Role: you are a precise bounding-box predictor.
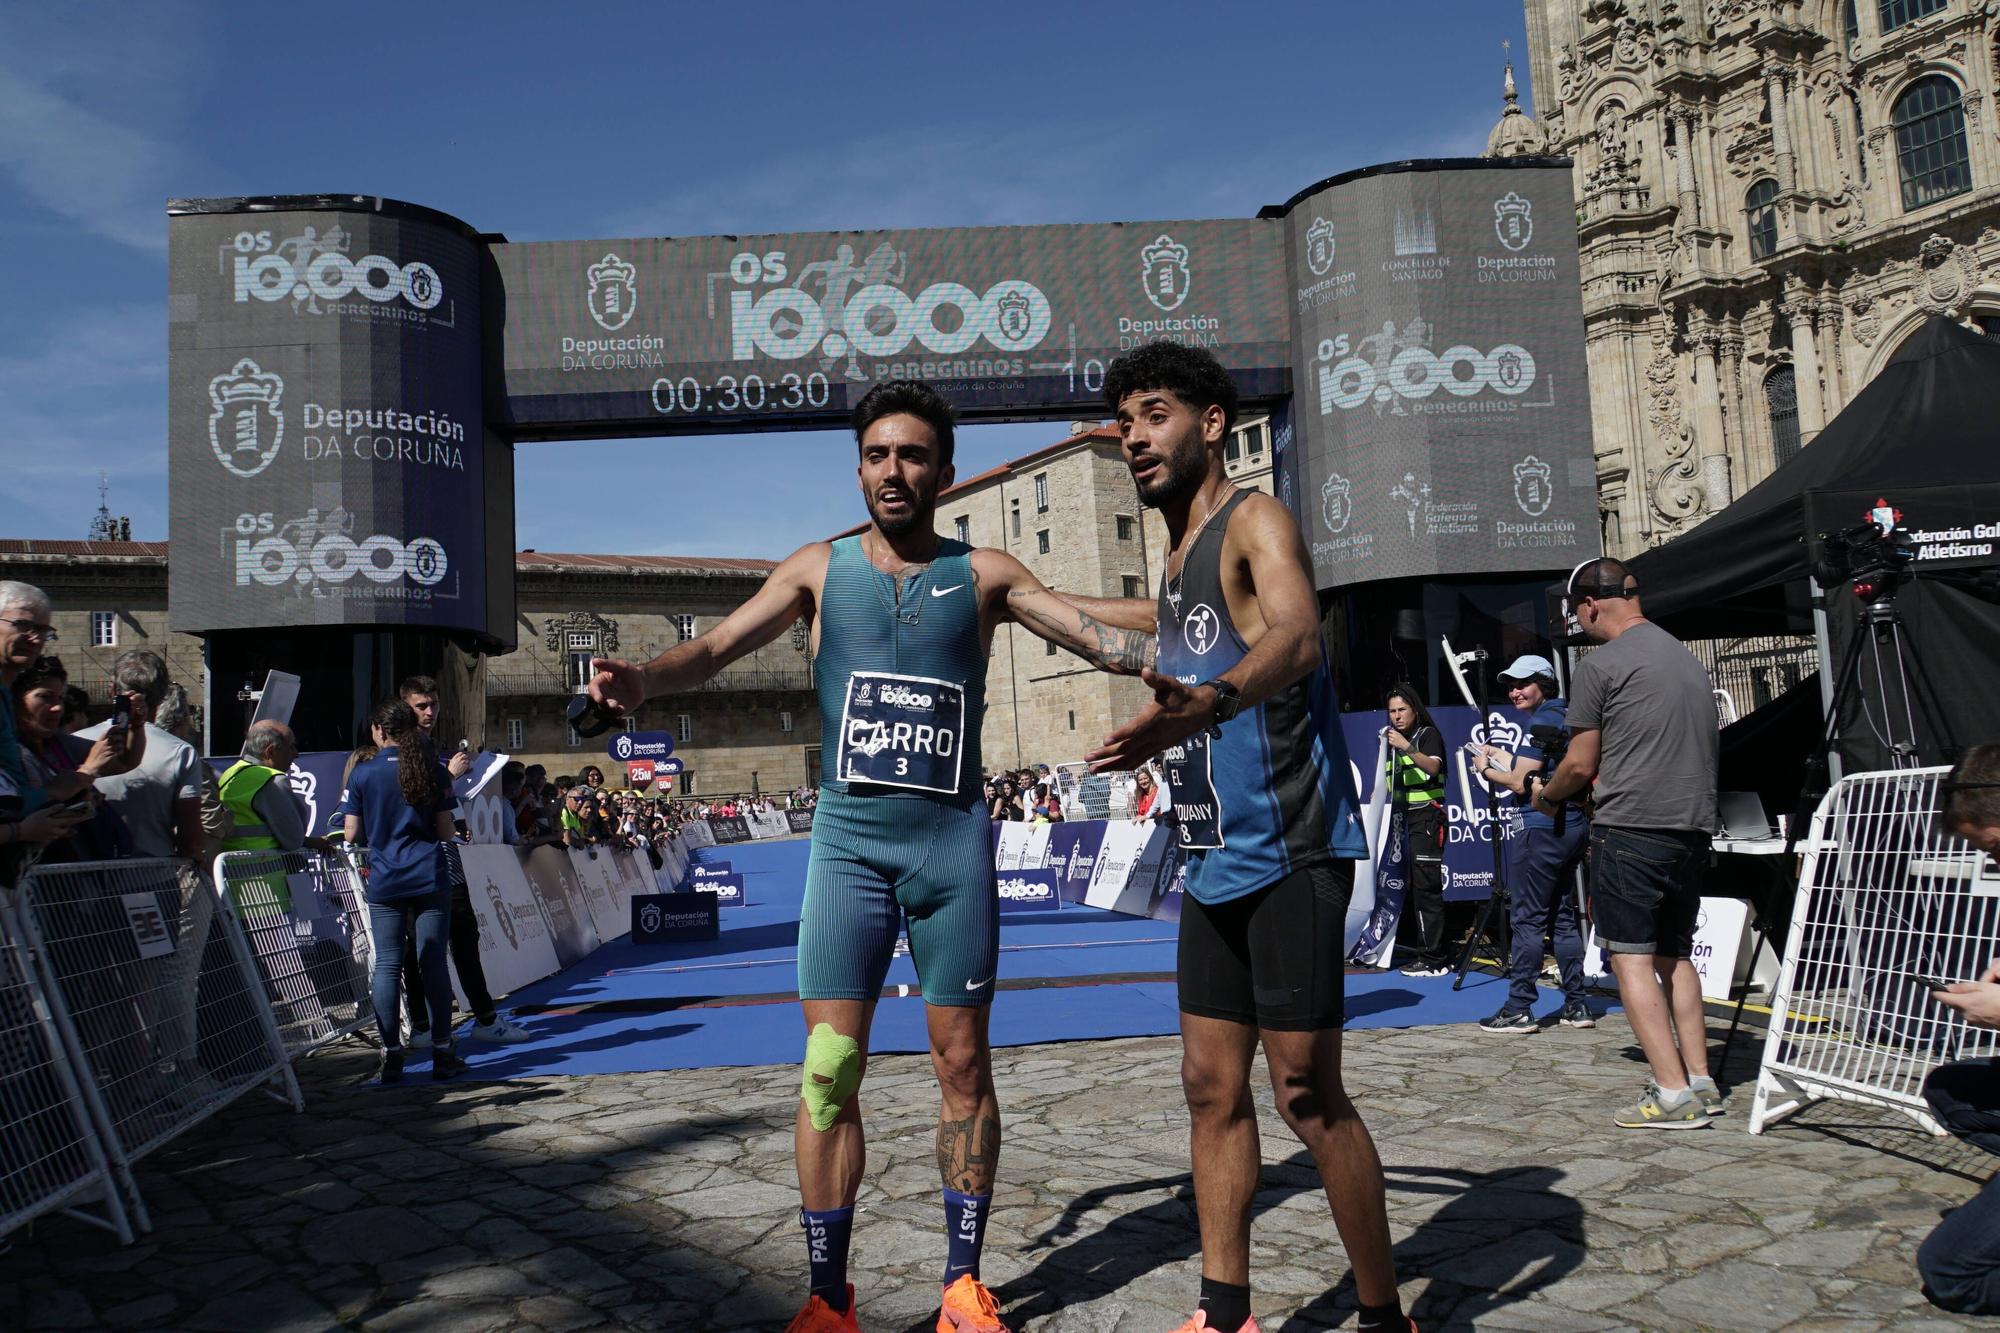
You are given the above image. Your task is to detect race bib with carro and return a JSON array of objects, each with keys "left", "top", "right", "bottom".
[
  {"left": 1160, "top": 730, "right": 1224, "bottom": 850},
  {"left": 837, "top": 670, "right": 966, "bottom": 794}
]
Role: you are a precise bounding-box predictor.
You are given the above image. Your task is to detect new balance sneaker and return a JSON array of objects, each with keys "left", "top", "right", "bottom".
[
  {"left": 1400, "top": 962, "right": 1450, "bottom": 978},
  {"left": 401, "top": 1024, "right": 434, "bottom": 1051},
  {"left": 1688, "top": 1074, "right": 1727, "bottom": 1116},
  {"left": 938, "top": 1274, "right": 1008, "bottom": 1332},
  {"left": 430, "top": 1046, "right": 469, "bottom": 1081},
  {"left": 1557, "top": 1001, "right": 1597, "bottom": 1029},
  {"left": 1613, "top": 1084, "right": 1713, "bottom": 1129},
  {"left": 1167, "top": 1313, "right": 1262, "bottom": 1333},
  {"left": 1478, "top": 1008, "right": 1536, "bottom": 1034},
  {"left": 785, "top": 1286, "right": 860, "bottom": 1333},
  {"left": 471, "top": 1016, "right": 532, "bottom": 1044}
]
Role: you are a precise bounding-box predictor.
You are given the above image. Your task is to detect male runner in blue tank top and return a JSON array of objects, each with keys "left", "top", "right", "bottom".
[
  {"left": 588, "top": 380, "right": 1155, "bottom": 1333},
  {"left": 1073, "top": 343, "right": 1410, "bottom": 1333}
]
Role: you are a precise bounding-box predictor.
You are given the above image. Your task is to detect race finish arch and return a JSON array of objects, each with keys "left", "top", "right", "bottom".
[{"left": 166, "top": 157, "right": 1595, "bottom": 749}]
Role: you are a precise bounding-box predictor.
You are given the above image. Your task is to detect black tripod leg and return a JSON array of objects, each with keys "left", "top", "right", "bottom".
[{"left": 1451, "top": 884, "right": 1501, "bottom": 990}]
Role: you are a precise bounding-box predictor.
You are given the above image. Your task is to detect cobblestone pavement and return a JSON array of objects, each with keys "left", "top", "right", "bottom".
[{"left": 4, "top": 1012, "right": 1993, "bottom": 1331}]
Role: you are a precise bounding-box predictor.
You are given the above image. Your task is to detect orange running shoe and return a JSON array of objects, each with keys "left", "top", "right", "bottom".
[
  {"left": 785, "top": 1285, "right": 860, "bottom": 1333},
  {"left": 937, "top": 1273, "right": 1009, "bottom": 1332},
  {"left": 1165, "top": 1315, "right": 1262, "bottom": 1333}
]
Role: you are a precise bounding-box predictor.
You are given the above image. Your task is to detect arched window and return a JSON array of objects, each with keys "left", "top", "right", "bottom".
[
  {"left": 1746, "top": 179, "right": 1780, "bottom": 260},
  {"left": 1766, "top": 364, "right": 1801, "bottom": 469},
  {"left": 1878, "top": 0, "right": 1947, "bottom": 32},
  {"left": 1893, "top": 75, "right": 1971, "bottom": 210}
]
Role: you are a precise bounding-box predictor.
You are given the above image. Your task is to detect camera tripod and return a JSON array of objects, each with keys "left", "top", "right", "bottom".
[{"left": 1717, "top": 583, "right": 1960, "bottom": 1060}]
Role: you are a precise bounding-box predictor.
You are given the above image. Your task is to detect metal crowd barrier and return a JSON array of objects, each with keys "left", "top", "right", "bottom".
[
  {"left": 213, "top": 849, "right": 377, "bottom": 1061},
  {"left": 10, "top": 858, "right": 299, "bottom": 1232},
  {"left": 1750, "top": 767, "right": 2000, "bottom": 1135},
  {"left": 0, "top": 892, "right": 134, "bottom": 1245}
]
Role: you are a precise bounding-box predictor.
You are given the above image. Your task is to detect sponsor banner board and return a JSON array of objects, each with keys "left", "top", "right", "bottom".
[
  {"left": 1286, "top": 165, "right": 1594, "bottom": 587},
  {"left": 678, "top": 820, "right": 716, "bottom": 849},
  {"left": 785, "top": 808, "right": 816, "bottom": 834},
  {"left": 1045, "top": 821, "right": 1103, "bottom": 904},
  {"left": 995, "top": 869, "right": 1062, "bottom": 913},
  {"left": 632, "top": 892, "right": 719, "bottom": 944},
  {"left": 567, "top": 848, "right": 628, "bottom": 942},
  {"left": 693, "top": 872, "right": 747, "bottom": 907},
  {"left": 521, "top": 845, "right": 601, "bottom": 967},
  {"left": 689, "top": 860, "right": 733, "bottom": 877},
  {"left": 458, "top": 844, "right": 561, "bottom": 998},
  {"left": 746, "top": 808, "right": 790, "bottom": 839},
  {"left": 608, "top": 730, "right": 675, "bottom": 762},
  {"left": 707, "top": 815, "right": 752, "bottom": 844}
]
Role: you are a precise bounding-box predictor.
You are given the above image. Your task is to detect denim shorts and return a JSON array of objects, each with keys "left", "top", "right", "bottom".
[{"left": 1590, "top": 826, "right": 1710, "bottom": 958}]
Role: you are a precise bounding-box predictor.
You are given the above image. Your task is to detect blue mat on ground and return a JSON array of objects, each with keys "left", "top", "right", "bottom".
[{"left": 457, "top": 838, "right": 1607, "bottom": 1080}]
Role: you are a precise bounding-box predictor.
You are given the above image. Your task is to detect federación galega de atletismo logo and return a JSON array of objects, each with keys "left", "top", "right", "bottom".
[{"left": 208, "top": 358, "right": 284, "bottom": 478}]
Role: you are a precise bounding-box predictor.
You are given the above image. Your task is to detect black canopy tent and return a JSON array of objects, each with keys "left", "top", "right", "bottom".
[{"left": 1628, "top": 316, "right": 2000, "bottom": 770}]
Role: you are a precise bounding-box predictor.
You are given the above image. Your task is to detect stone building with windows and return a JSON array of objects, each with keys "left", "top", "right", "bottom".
[{"left": 1512, "top": 0, "right": 2000, "bottom": 558}]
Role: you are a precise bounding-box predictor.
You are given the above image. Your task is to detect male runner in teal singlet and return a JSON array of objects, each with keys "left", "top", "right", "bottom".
[
  {"left": 1073, "top": 343, "right": 1410, "bottom": 1333},
  {"left": 588, "top": 381, "right": 1154, "bottom": 1333}
]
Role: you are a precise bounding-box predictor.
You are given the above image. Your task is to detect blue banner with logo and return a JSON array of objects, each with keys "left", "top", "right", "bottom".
[
  {"left": 692, "top": 871, "right": 747, "bottom": 907},
  {"left": 608, "top": 731, "right": 675, "bottom": 762},
  {"left": 995, "top": 869, "right": 1063, "bottom": 913},
  {"left": 1044, "top": 821, "right": 1102, "bottom": 904},
  {"left": 1337, "top": 704, "right": 1525, "bottom": 905},
  {"left": 632, "top": 892, "right": 718, "bottom": 943}
]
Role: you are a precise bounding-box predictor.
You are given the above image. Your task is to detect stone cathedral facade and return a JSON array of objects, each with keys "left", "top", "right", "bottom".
[{"left": 1509, "top": 0, "right": 2000, "bottom": 558}]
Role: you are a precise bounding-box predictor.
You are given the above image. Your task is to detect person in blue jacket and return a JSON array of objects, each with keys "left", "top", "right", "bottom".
[
  {"left": 1474, "top": 654, "right": 1594, "bottom": 1034},
  {"left": 342, "top": 698, "right": 467, "bottom": 1084}
]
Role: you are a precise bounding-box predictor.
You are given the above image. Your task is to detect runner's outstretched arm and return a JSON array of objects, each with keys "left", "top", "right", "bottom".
[
  {"left": 589, "top": 542, "right": 827, "bottom": 712},
  {"left": 970, "top": 549, "right": 1155, "bottom": 675},
  {"left": 1087, "top": 494, "right": 1321, "bottom": 770},
  {"left": 1045, "top": 591, "right": 1158, "bottom": 633}
]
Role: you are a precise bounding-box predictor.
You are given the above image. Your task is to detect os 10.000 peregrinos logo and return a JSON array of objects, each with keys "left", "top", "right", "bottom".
[{"left": 229, "top": 509, "right": 450, "bottom": 598}]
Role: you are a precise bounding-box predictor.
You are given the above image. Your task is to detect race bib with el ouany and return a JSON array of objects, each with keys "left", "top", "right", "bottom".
[
  {"left": 837, "top": 671, "right": 966, "bottom": 794},
  {"left": 1160, "top": 730, "right": 1224, "bottom": 850}
]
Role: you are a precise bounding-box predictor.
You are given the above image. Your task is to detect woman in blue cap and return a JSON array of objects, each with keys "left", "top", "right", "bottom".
[{"left": 1472, "top": 654, "right": 1594, "bottom": 1033}]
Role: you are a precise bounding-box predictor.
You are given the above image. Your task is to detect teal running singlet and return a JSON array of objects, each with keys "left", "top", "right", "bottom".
[{"left": 798, "top": 535, "right": 999, "bottom": 1007}]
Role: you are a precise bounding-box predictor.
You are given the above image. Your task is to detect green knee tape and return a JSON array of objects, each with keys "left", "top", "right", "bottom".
[{"left": 801, "top": 1023, "right": 862, "bottom": 1131}]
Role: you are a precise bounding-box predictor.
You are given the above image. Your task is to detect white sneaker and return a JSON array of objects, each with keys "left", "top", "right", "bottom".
[
  {"left": 401, "top": 1025, "right": 434, "bottom": 1051},
  {"left": 470, "top": 1016, "right": 532, "bottom": 1044}
]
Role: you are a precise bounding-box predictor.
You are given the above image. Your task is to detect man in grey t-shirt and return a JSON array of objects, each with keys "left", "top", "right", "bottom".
[{"left": 1534, "top": 559, "right": 1721, "bottom": 1130}]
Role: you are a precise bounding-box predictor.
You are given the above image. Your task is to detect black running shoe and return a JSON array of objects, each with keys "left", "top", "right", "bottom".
[
  {"left": 431, "top": 1046, "right": 469, "bottom": 1081},
  {"left": 377, "top": 1049, "right": 405, "bottom": 1085},
  {"left": 1478, "top": 1008, "right": 1536, "bottom": 1034}
]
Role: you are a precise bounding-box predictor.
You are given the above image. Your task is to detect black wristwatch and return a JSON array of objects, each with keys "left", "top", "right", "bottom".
[{"left": 1199, "top": 678, "right": 1243, "bottom": 736}]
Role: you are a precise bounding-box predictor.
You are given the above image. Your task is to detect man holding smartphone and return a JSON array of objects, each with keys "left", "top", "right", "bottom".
[{"left": 1916, "top": 744, "right": 2000, "bottom": 1315}]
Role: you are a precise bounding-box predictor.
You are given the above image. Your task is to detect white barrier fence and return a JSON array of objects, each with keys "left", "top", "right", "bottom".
[
  {"left": 4, "top": 858, "right": 300, "bottom": 1236},
  {"left": 1750, "top": 767, "right": 2000, "bottom": 1135},
  {"left": 214, "top": 850, "right": 376, "bottom": 1062}
]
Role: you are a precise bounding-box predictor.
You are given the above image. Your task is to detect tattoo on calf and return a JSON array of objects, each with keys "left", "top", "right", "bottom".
[{"left": 937, "top": 1112, "right": 1002, "bottom": 1192}]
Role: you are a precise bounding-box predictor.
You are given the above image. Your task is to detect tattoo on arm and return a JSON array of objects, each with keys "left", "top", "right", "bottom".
[
  {"left": 1007, "top": 589, "right": 1156, "bottom": 674},
  {"left": 937, "top": 1111, "right": 1002, "bottom": 1194}
]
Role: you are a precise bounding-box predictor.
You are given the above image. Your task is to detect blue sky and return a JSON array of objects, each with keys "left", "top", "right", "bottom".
[{"left": 0, "top": 1, "right": 1534, "bottom": 559}]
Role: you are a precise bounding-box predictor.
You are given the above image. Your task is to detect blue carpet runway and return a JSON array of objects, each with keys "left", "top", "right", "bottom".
[{"left": 458, "top": 839, "right": 1586, "bottom": 1080}]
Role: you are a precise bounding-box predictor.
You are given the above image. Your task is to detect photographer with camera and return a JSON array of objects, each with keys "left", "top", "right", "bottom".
[
  {"left": 1532, "top": 559, "right": 1722, "bottom": 1128},
  {"left": 1472, "top": 655, "right": 1592, "bottom": 1034}
]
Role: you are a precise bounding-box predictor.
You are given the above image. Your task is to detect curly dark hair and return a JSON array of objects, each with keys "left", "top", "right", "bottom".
[
  {"left": 368, "top": 698, "right": 439, "bottom": 811},
  {"left": 1101, "top": 341, "right": 1238, "bottom": 437},
  {"left": 851, "top": 379, "right": 956, "bottom": 469}
]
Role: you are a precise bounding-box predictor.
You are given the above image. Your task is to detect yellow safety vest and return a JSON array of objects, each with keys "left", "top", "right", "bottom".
[
  {"left": 1385, "top": 731, "right": 1446, "bottom": 806},
  {"left": 217, "top": 760, "right": 289, "bottom": 912}
]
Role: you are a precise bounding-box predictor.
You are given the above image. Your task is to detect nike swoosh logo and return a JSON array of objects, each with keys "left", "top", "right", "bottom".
[
  {"left": 965, "top": 974, "right": 993, "bottom": 990},
  {"left": 932, "top": 584, "right": 964, "bottom": 597}
]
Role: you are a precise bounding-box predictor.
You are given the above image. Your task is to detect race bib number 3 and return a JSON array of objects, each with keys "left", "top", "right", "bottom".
[{"left": 837, "top": 671, "right": 967, "bottom": 794}]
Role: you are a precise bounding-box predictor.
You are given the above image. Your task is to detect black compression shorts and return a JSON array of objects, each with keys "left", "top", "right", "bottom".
[{"left": 1176, "top": 859, "right": 1352, "bottom": 1031}]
